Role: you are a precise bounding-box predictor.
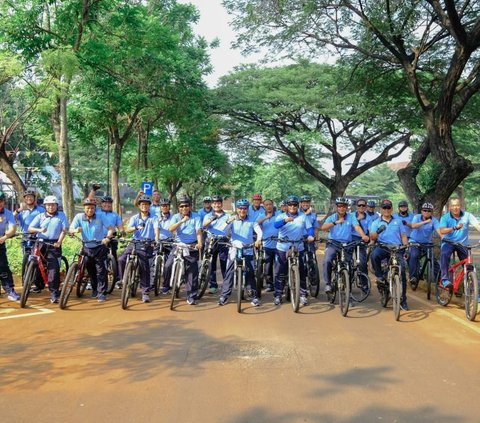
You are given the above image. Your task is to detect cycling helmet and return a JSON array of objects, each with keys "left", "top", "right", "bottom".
[
  {"left": 43, "top": 195, "right": 58, "bottom": 204},
  {"left": 0, "top": 191, "right": 5, "bottom": 200},
  {"left": 252, "top": 193, "right": 262, "bottom": 201},
  {"left": 177, "top": 195, "right": 191, "bottom": 205},
  {"left": 286, "top": 195, "right": 299, "bottom": 204},
  {"left": 367, "top": 200, "right": 376, "bottom": 207},
  {"left": 83, "top": 198, "right": 96, "bottom": 206},
  {"left": 422, "top": 202, "right": 434, "bottom": 210},
  {"left": 335, "top": 197, "right": 348, "bottom": 205},
  {"left": 203, "top": 196, "right": 212, "bottom": 202},
  {"left": 160, "top": 198, "right": 171, "bottom": 205},
  {"left": 398, "top": 200, "right": 408, "bottom": 207},
  {"left": 212, "top": 195, "right": 223, "bottom": 202},
  {"left": 137, "top": 195, "right": 152, "bottom": 204},
  {"left": 236, "top": 199, "right": 250, "bottom": 208},
  {"left": 23, "top": 189, "right": 37, "bottom": 198},
  {"left": 300, "top": 195, "right": 311, "bottom": 202},
  {"left": 101, "top": 195, "right": 113, "bottom": 203},
  {"left": 279, "top": 200, "right": 286, "bottom": 206}
]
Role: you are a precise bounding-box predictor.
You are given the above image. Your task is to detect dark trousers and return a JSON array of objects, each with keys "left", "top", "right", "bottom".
[
  {"left": 164, "top": 247, "right": 199, "bottom": 298},
  {"left": 323, "top": 245, "right": 352, "bottom": 286},
  {"left": 153, "top": 245, "right": 171, "bottom": 289},
  {"left": 274, "top": 250, "right": 307, "bottom": 297},
  {"left": 352, "top": 239, "right": 368, "bottom": 274},
  {"left": 440, "top": 242, "right": 468, "bottom": 282},
  {"left": 0, "top": 244, "right": 14, "bottom": 290},
  {"left": 221, "top": 253, "right": 256, "bottom": 298},
  {"left": 209, "top": 243, "right": 229, "bottom": 288},
  {"left": 119, "top": 243, "right": 153, "bottom": 293},
  {"left": 264, "top": 247, "right": 276, "bottom": 288},
  {"left": 371, "top": 246, "right": 407, "bottom": 301},
  {"left": 84, "top": 245, "right": 109, "bottom": 295},
  {"left": 408, "top": 245, "right": 440, "bottom": 281},
  {"left": 40, "top": 244, "right": 61, "bottom": 294}
]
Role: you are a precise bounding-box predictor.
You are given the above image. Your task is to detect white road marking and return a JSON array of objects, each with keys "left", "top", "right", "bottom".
[{"left": 0, "top": 304, "right": 54, "bottom": 321}]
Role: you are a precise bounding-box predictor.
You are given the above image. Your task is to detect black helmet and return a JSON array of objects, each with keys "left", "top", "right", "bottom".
[
  {"left": 398, "top": 200, "right": 408, "bottom": 207},
  {"left": 23, "top": 189, "right": 37, "bottom": 198},
  {"left": 300, "top": 195, "right": 311, "bottom": 202},
  {"left": 101, "top": 195, "right": 113, "bottom": 203},
  {"left": 178, "top": 195, "right": 191, "bottom": 205},
  {"left": 421, "top": 202, "right": 434, "bottom": 210},
  {"left": 160, "top": 198, "right": 171, "bottom": 205},
  {"left": 367, "top": 200, "right": 376, "bottom": 207},
  {"left": 212, "top": 195, "right": 223, "bottom": 202},
  {"left": 335, "top": 197, "right": 348, "bottom": 205},
  {"left": 286, "top": 195, "right": 299, "bottom": 204},
  {"left": 138, "top": 195, "right": 152, "bottom": 204}
]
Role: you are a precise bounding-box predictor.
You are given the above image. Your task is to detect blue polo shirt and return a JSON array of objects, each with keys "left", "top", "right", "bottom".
[
  {"left": 171, "top": 212, "right": 201, "bottom": 244},
  {"left": 0, "top": 208, "right": 16, "bottom": 236},
  {"left": 226, "top": 217, "right": 262, "bottom": 255},
  {"left": 440, "top": 210, "right": 478, "bottom": 245},
  {"left": 127, "top": 212, "right": 156, "bottom": 241},
  {"left": 370, "top": 217, "right": 406, "bottom": 245},
  {"left": 410, "top": 214, "right": 440, "bottom": 243},
  {"left": 155, "top": 212, "right": 175, "bottom": 240},
  {"left": 29, "top": 212, "right": 68, "bottom": 240},
  {"left": 70, "top": 212, "right": 111, "bottom": 247},
  {"left": 274, "top": 212, "right": 313, "bottom": 252},
  {"left": 203, "top": 211, "right": 230, "bottom": 237},
  {"left": 17, "top": 205, "right": 45, "bottom": 232},
  {"left": 248, "top": 205, "right": 266, "bottom": 222},
  {"left": 325, "top": 213, "right": 359, "bottom": 243},
  {"left": 150, "top": 203, "right": 161, "bottom": 218},
  {"left": 366, "top": 211, "right": 380, "bottom": 221},
  {"left": 350, "top": 212, "right": 369, "bottom": 240},
  {"left": 260, "top": 211, "right": 280, "bottom": 249},
  {"left": 198, "top": 207, "right": 213, "bottom": 223},
  {"left": 393, "top": 212, "right": 414, "bottom": 237},
  {"left": 96, "top": 209, "right": 122, "bottom": 237}
]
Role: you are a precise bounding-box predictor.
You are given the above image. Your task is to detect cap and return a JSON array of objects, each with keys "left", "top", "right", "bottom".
[
  {"left": 252, "top": 193, "right": 262, "bottom": 201},
  {"left": 398, "top": 200, "right": 408, "bottom": 207},
  {"left": 381, "top": 199, "right": 393, "bottom": 208}
]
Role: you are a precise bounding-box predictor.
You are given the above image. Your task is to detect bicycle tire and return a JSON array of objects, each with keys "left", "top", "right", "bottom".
[
  {"left": 338, "top": 268, "right": 350, "bottom": 317},
  {"left": 20, "top": 261, "right": 36, "bottom": 308},
  {"left": 76, "top": 269, "right": 88, "bottom": 298},
  {"left": 255, "top": 258, "right": 264, "bottom": 300},
  {"left": 131, "top": 266, "right": 140, "bottom": 298},
  {"left": 153, "top": 254, "right": 163, "bottom": 297},
  {"left": 236, "top": 265, "right": 243, "bottom": 313},
  {"left": 464, "top": 271, "right": 479, "bottom": 321},
  {"left": 60, "top": 255, "right": 69, "bottom": 284},
  {"left": 380, "top": 280, "right": 390, "bottom": 308},
  {"left": 350, "top": 271, "right": 370, "bottom": 302},
  {"left": 392, "top": 273, "right": 401, "bottom": 321},
  {"left": 106, "top": 254, "right": 118, "bottom": 294},
  {"left": 59, "top": 263, "right": 78, "bottom": 309},
  {"left": 121, "top": 261, "right": 134, "bottom": 310},
  {"left": 197, "top": 258, "right": 212, "bottom": 300},
  {"left": 425, "top": 259, "right": 433, "bottom": 300},
  {"left": 289, "top": 263, "right": 300, "bottom": 313},
  {"left": 170, "top": 261, "right": 182, "bottom": 310}
]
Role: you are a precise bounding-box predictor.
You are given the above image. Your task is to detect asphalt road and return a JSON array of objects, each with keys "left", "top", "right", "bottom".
[{"left": 1, "top": 266, "right": 479, "bottom": 423}]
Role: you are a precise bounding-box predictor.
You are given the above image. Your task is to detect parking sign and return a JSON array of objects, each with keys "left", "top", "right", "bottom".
[{"left": 141, "top": 181, "right": 153, "bottom": 196}]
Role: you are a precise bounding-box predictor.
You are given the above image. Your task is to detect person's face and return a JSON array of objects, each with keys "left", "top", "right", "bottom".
[
  {"left": 336, "top": 203, "right": 348, "bottom": 215},
  {"left": 139, "top": 201, "right": 151, "bottom": 213},
  {"left": 300, "top": 201, "right": 310, "bottom": 211},
  {"left": 101, "top": 201, "right": 113, "bottom": 211},
  {"left": 24, "top": 194, "right": 35, "bottom": 205},
  {"left": 179, "top": 203, "right": 191, "bottom": 215},
  {"left": 421, "top": 208, "right": 433, "bottom": 218},
  {"left": 45, "top": 203, "right": 58, "bottom": 214},
  {"left": 84, "top": 205, "right": 95, "bottom": 217},
  {"left": 398, "top": 205, "right": 408, "bottom": 214},
  {"left": 237, "top": 205, "right": 248, "bottom": 218},
  {"left": 212, "top": 201, "right": 223, "bottom": 212},
  {"left": 367, "top": 205, "right": 375, "bottom": 212},
  {"left": 449, "top": 199, "right": 461, "bottom": 216},
  {"left": 203, "top": 201, "right": 212, "bottom": 209},
  {"left": 152, "top": 191, "right": 161, "bottom": 203},
  {"left": 252, "top": 199, "right": 261, "bottom": 208},
  {"left": 356, "top": 201, "right": 367, "bottom": 212},
  {"left": 161, "top": 204, "right": 170, "bottom": 214},
  {"left": 263, "top": 200, "right": 273, "bottom": 213},
  {"left": 381, "top": 204, "right": 393, "bottom": 217},
  {"left": 287, "top": 202, "right": 299, "bottom": 213}
]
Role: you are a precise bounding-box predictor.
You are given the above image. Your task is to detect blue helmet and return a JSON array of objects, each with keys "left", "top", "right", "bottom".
[
  {"left": 286, "top": 195, "right": 299, "bottom": 204},
  {"left": 300, "top": 195, "right": 311, "bottom": 202},
  {"left": 236, "top": 199, "right": 250, "bottom": 208}
]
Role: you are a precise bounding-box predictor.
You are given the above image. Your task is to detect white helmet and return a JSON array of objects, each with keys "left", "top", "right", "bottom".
[{"left": 44, "top": 195, "right": 58, "bottom": 204}]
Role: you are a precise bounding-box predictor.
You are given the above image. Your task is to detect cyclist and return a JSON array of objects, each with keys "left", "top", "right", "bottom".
[
  {"left": 321, "top": 197, "right": 369, "bottom": 294},
  {"left": 438, "top": 198, "right": 480, "bottom": 287},
  {"left": 256, "top": 198, "right": 279, "bottom": 292},
  {"left": 279, "top": 200, "right": 287, "bottom": 214},
  {"left": 273, "top": 195, "right": 314, "bottom": 306},
  {"left": 202, "top": 195, "right": 230, "bottom": 294},
  {"left": 408, "top": 202, "right": 442, "bottom": 287},
  {"left": 369, "top": 199, "right": 409, "bottom": 310},
  {"left": 96, "top": 196, "right": 124, "bottom": 260},
  {"left": 28, "top": 195, "right": 68, "bottom": 303},
  {"left": 119, "top": 195, "right": 156, "bottom": 303},
  {"left": 366, "top": 200, "right": 380, "bottom": 221},
  {"left": 218, "top": 199, "right": 263, "bottom": 306},
  {"left": 0, "top": 191, "right": 19, "bottom": 301},
  {"left": 134, "top": 189, "right": 162, "bottom": 217},
  {"left": 198, "top": 196, "right": 213, "bottom": 222},
  {"left": 393, "top": 200, "right": 414, "bottom": 238},
  {"left": 70, "top": 198, "right": 113, "bottom": 302},
  {"left": 349, "top": 198, "right": 372, "bottom": 276},
  {"left": 249, "top": 193, "right": 266, "bottom": 222},
  {"left": 166, "top": 195, "right": 202, "bottom": 305},
  {"left": 155, "top": 198, "right": 176, "bottom": 294}
]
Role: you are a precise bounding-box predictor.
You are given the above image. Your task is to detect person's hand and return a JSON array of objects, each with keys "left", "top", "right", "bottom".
[
  {"left": 195, "top": 242, "right": 202, "bottom": 251},
  {"left": 0, "top": 235, "right": 6, "bottom": 245},
  {"left": 255, "top": 239, "right": 262, "bottom": 249},
  {"left": 336, "top": 216, "right": 345, "bottom": 224},
  {"left": 101, "top": 237, "right": 110, "bottom": 246},
  {"left": 42, "top": 227, "right": 48, "bottom": 233},
  {"left": 307, "top": 236, "right": 314, "bottom": 243},
  {"left": 181, "top": 215, "right": 190, "bottom": 223},
  {"left": 54, "top": 241, "right": 61, "bottom": 248},
  {"left": 457, "top": 222, "right": 464, "bottom": 229},
  {"left": 362, "top": 235, "right": 369, "bottom": 242},
  {"left": 402, "top": 220, "right": 407, "bottom": 226},
  {"left": 285, "top": 216, "right": 294, "bottom": 223}
]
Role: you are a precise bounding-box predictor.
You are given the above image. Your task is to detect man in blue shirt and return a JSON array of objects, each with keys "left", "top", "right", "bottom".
[
  {"left": 393, "top": 200, "right": 414, "bottom": 238},
  {"left": 439, "top": 198, "right": 480, "bottom": 287},
  {"left": 366, "top": 200, "right": 380, "bottom": 221},
  {"left": 257, "top": 198, "right": 279, "bottom": 292},
  {"left": 70, "top": 198, "right": 113, "bottom": 302},
  {"left": 321, "top": 197, "right": 369, "bottom": 294},
  {"left": 249, "top": 193, "right": 266, "bottom": 222},
  {"left": 408, "top": 202, "right": 442, "bottom": 288},
  {"left": 28, "top": 195, "right": 68, "bottom": 303},
  {"left": 0, "top": 191, "right": 19, "bottom": 301},
  {"left": 155, "top": 198, "right": 176, "bottom": 294},
  {"left": 202, "top": 195, "right": 230, "bottom": 294},
  {"left": 198, "top": 196, "right": 213, "bottom": 223},
  {"left": 166, "top": 195, "right": 203, "bottom": 305},
  {"left": 273, "top": 195, "right": 314, "bottom": 306},
  {"left": 96, "top": 196, "right": 124, "bottom": 261},
  {"left": 349, "top": 198, "right": 371, "bottom": 275},
  {"left": 218, "top": 199, "right": 263, "bottom": 306},
  {"left": 370, "top": 199, "right": 409, "bottom": 310}
]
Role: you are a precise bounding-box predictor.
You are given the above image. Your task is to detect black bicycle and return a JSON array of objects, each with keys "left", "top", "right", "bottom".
[
  {"left": 151, "top": 238, "right": 174, "bottom": 296},
  {"left": 409, "top": 242, "right": 439, "bottom": 300},
  {"left": 304, "top": 239, "right": 320, "bottom": 298},
  {"left": 349, "top": 239, "right": 371, "bottom": 303},
  {"left": 169, "top": 242, "right": 199, "bottom": 310}
]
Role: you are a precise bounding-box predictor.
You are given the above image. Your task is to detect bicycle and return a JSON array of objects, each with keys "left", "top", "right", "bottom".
[
  {"left": 231, "top": 242, "right": 257, "bottom": 313},
  {"left": 435, "top": 241, "right": 480, "bottom": 321},
  {"left": 121, "top": 239, "right": 155, "bottom": 310},
  {"left": 303, "top": 238, "right": 320, "bottom": 298},
  {"left": 20, "top": 238, "right": 69, "bottom": 308},
  {"left": 374, "top": 243, "right": 409, "bottom": 321},
  {"left": 349, "top": 240, "right": 371, "bottom": 303},
  {"left": 409, "top": 242, "right": 440, "bottom": 300},
  {"left": 169, "top": 242, "right": 199, "bottom": 310},
  {"left": 198, "top": 232, "right": 230, "bottom": 299},
  {"left": 105, "top": 239, "right": 119, "bottom": 295},
  {"left": 151, "top": 238, "right": 174, "bottom": 296}
]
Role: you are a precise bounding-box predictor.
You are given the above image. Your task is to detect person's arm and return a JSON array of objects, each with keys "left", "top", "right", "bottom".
[
  {"left": 401, "top": 232, "right": 408, "bottom": 245},
  {"left": 133, "top": 191, "right": 143, "bottom": 207},
  {"left": 28, "top": 215, "right": 46, "bottom": 234},
  {"left": 353, "top": 224, "right": 369, "bottom": 242},
  {"left": 169, "top": 215, "right": 188, "bottom": 233}
]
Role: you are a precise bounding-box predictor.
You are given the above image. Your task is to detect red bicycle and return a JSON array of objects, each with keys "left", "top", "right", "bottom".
[{"left": 436, "top": 241, "right": 480, "bottom": 321}]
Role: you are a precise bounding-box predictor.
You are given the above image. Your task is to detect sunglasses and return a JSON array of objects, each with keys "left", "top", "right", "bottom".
[
  {"left": 288, "top": 203, "right": 299, "bottom": 206},
  {"left": 179, "top": 204, "right": 190, "bottom": 208},
  {"left": 238, "top": 206, "right": 248, "bottom": 210},
  {"left": 422, "top": 209, "right": 433, "bottom": 212},
  {"left": 381, "top": 205, "right": 392, "bottom": 209},
  {"left": 357, "top": 204, "right": 366, "bottom": 207}
]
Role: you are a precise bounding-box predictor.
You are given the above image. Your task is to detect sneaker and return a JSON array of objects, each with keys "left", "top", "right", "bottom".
[
  {"left": 86, "top": 282, "right": 92, "bottom": 290},
  {"left": 265, "top": 285, "right": 274, "bottom": 292},
  {"left": 208, "top": 287, "right": 218, "bottom": 294},
  {"left": 300, "top": 295, "right": 309, "bottom": 306},
  {"left": 161, "top": 287, "right": 170, "bottom": 295},
  {"left": 97, "top": 294, "right": 107, "bottom": 302},
  {"left": 187, "top": 297, "right": 197, "bottom": 305},
  {"left": 273, "top": 296, "right": 282, "bottom": 306},
  {"left": 91, "top": 290, "right": 98, "bottom": 299},
  {"left": 441, "top": 279, "right": 451, "bottom": 288},
  {"left": 50, "top": 294, "right": 59, "bottom": 304},
  {"left": 142, "top": 293, "right": 151, "bottom": 303},
  {"left": 7, "top": 290, "right": 20, "bottom": 301},
  {"left": 30, "top": 286, "right": 42, "bottom": 294},
  {"left": 251, "top": 298, "right": 261, "bottom": 307},
  {"left": 115, "top": 282, "right": 122, "bottom": 289},
  {"left": 218, "top": 296, "right": 228, "bottom": 306},
  {"left": 400, "top": 300, "right": 409, "bottom": 311},
  {"left": 324, "top": 284, "right": 332, "bottom": 293}
]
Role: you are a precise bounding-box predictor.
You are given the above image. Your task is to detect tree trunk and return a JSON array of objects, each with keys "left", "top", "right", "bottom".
[
  {"left": 111, "top": 139, "right": 123, "bottom": 216},
  {"left": 136, "top": 123, "right": 149, "bottom": 171},
  {"left": 0, "top": 150, "right": 26, "bottom": 195}
]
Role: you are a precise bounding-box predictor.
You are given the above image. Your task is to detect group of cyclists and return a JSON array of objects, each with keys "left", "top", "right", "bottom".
[{"left": 0, "top": 186, "right": 479, "bottom": 317}]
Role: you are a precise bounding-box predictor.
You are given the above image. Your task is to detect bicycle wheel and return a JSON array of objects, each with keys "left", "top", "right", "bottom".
[
  {"left": 121, "top": 261, "right": 134, "bottom": 310},
  {"left": 59, "top": 263, "right": 78, "bottom": 309},
  {"left": 338, "top": 268, "right": 350, "bottom": 317},
  {"left": 236, "top": 266, "right": 243, "bottom": 313},
  {"left": 307, "top": 258, "right": 320, "bottom": 298},
  {"left": 76, "top": 268, "right": 88, "bottom": 298},
  {"left": 60, "top": 255, "right": 69, "bottom": 285},
  {"left": 435, "top": 279, "right": 453, "bottom": 306},
  {"left": 152, "top": 254, "right": 163, "bottom": 297},
  {"left": 425, "top": 259, "right": 433, "bottom": 300},
  {"left": 20, "top": 261, "right": 37, "bottom": 308},
  {"left": 392, "top": 274, "right": 401, "bottom": 321},
  {"left": 255, "top": 257, "right": 264, "bottom": 300},
  {"left": 170, "top": 261, "right": 182, "bottom": 310},
  {"left": 197, "top": 258, "right": 211, "bottom": 300},
  {"left": 106, "top": 254, "right": 118, "bottom": 294},
  {"left": 380, "top": 280, "right": 390, "bottom": 308},
  {"left": 350, "top": 271, "right": 370, "bottom": 302},
  {"left": 327, "top": 268, "right": 337, "bottom": 304},
  {"left": 464, "top": 271, "right": 479, "bottom": 321},
  {"left": 289, "top": 263, "right": 300, "bottom": 313}
]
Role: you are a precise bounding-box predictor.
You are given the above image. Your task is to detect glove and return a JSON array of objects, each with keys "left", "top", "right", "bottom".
[{"left": 376, "top": 226, "right": 386, "bottom": 234}]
